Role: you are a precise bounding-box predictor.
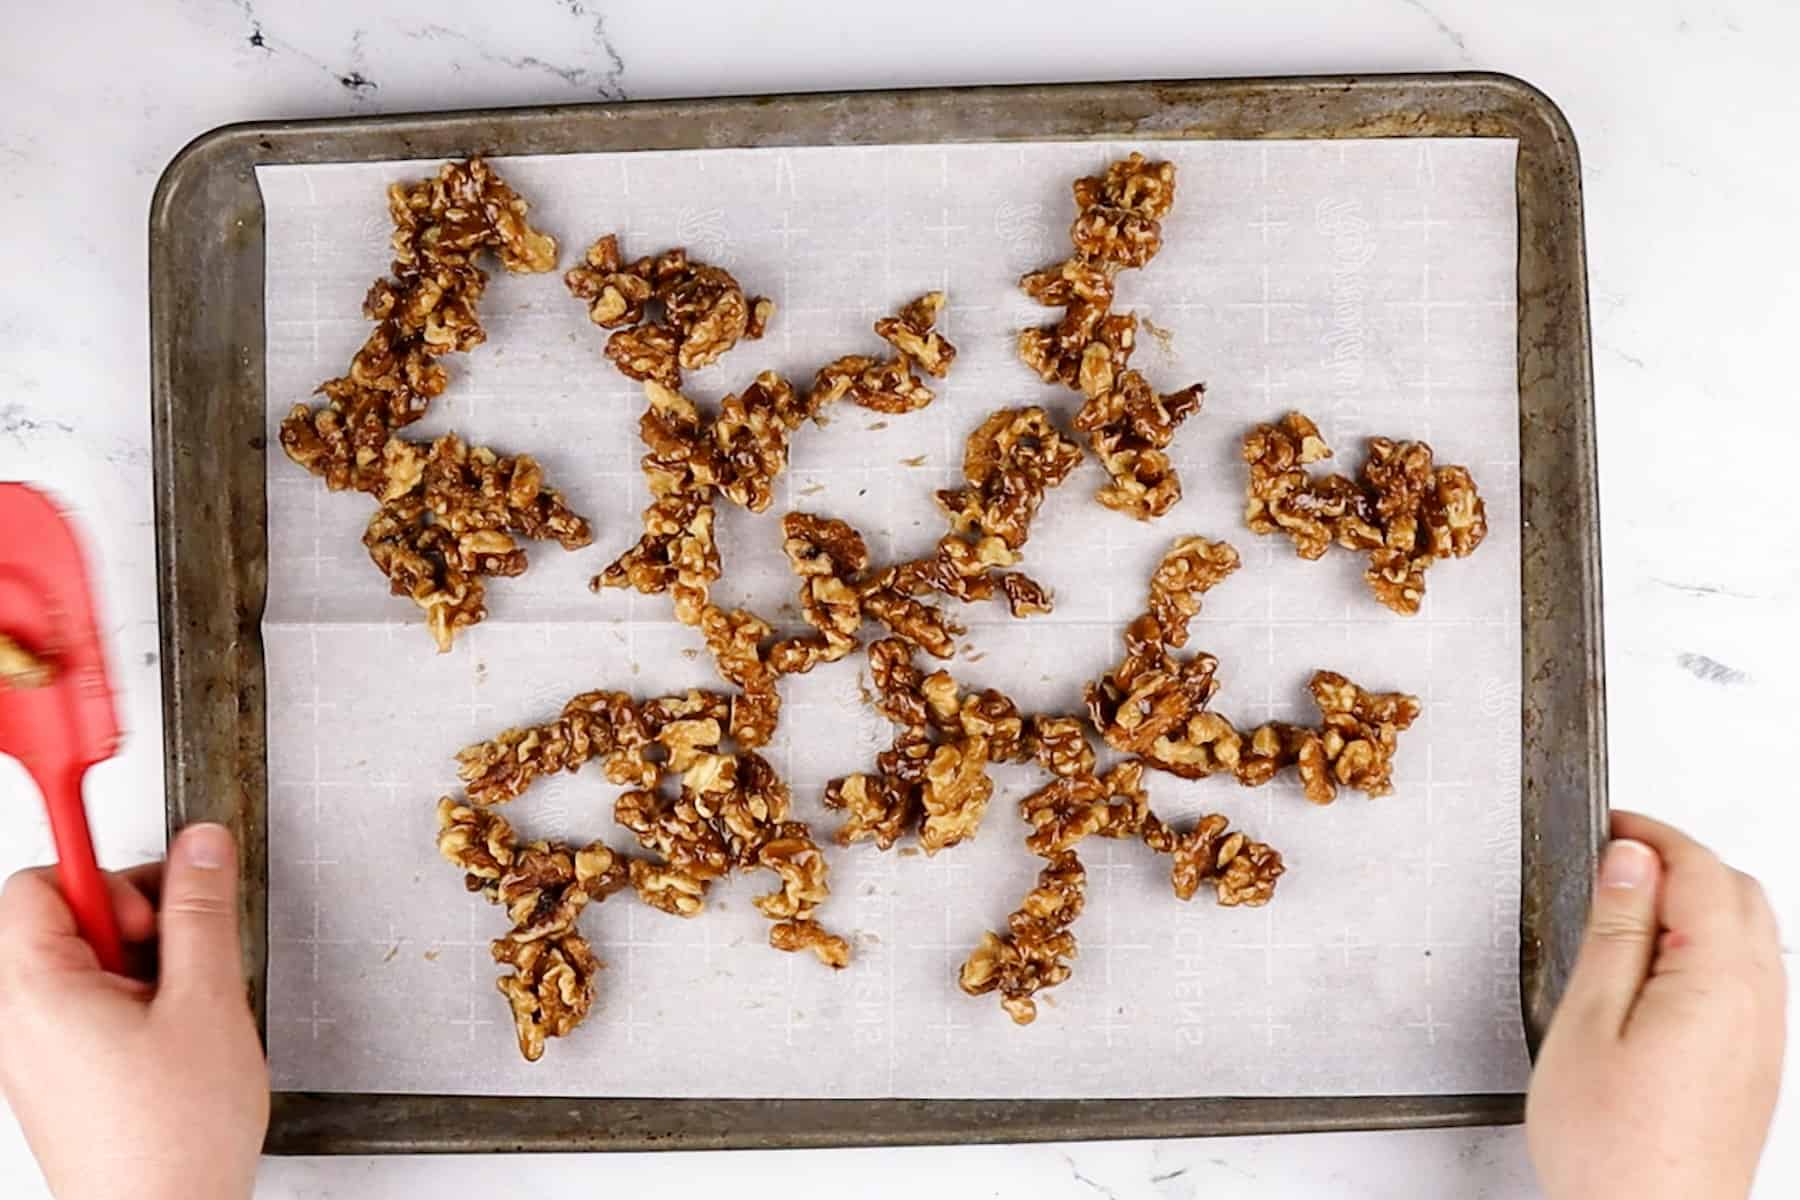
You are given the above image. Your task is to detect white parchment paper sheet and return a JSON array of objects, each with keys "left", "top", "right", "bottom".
[{"left": 257, "top": 138, "right": 1523, "bottom": 1098}]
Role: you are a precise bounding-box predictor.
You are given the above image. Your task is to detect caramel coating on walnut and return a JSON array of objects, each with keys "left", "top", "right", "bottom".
[
  {"left": 1084, "top": 536, "right": 1239, "bottom": 768},
  {"left": 1141, "top": 812, "right": 1285, "bottom": 906},
  {"left": 959, "top": 851, "right": 1086, "bottom": 1025},
  {"left": 455, "top": 689, "right": 646, "bottom": 805},
  {"left": 769, "top": 919, "right": 851, "bottom": 969},
  {"left": 1303, "top": 670, "right": 1423, "bottom": 802},
  {"left": 493, "top": 932, "right": 602, "bottom": 1062},
  {"left": 1018, "top": 760, "right": 1152, "bottom": 858},
  {"left": 1244, "top": 413, "right": 1489, "bottom": 614},
  {"left": 1146, "top": 535, "right": 1241, "bottom": 648},
  {"left": 1016, "top": 154, "right": 1203, "bottom": 519}
]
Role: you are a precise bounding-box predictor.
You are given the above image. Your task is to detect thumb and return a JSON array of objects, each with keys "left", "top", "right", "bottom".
[
  {"left": 1559, "top": 838, "right": 1662, "bottom": 1037},
  {"left": 153, "top": 823, "right": 246, "bottom": 1006}
]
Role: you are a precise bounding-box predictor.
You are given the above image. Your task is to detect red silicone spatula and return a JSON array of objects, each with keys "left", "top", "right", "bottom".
[{"left": 0, "top": 482, "right": 126, "bottom": 973}]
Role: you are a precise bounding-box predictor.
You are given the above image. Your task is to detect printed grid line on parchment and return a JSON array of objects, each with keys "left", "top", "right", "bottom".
[{"left": 256, "top": 137, "right": 1524, "bottom": 1099}]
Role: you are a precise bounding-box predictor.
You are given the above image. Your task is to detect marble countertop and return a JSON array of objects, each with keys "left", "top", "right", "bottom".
[{"left": 2, "top": 1, "right": 1794, "bottom": 1196}]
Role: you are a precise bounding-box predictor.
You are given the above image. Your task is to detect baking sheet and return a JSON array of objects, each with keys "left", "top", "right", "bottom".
[{"left": 257, "top": 138, "right": 1524, "bottom": 1099}]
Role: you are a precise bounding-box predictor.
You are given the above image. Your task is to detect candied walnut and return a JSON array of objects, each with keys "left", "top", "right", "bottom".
[
  {"left": 564, "top": 233, "right": 654, "bottom": 327},
  {"left": 665, "top": 264, "right": 759, "bottom": 373},
  {"left": 492, "top": 931, "right": 601, "bottom": 1062},
  {"left": 713, "top": 371, "right": 805, "bottom": 512},
  {"left": 615, "top": 787, "right": 731, "bottom": 916},
  {"left": 1304, "top": 670, "right": 1423, "bottom": 802},
  {"left": 599, "top": 490, "right": 718, "bottom": 623},
  {"left": 958, "top": 687, "right": 1028, "bottom": 762},
  {"left": 363, "top": 499, "right": 485, "bottom": 653},
  {"left": 1146, "top": 535, "right": 1241, "bottom": 648},
  {"left": 455, "top": 689, "right": 643, "bottom": 804},
  {"left": 958, "top": 851, "right": 1086, "bottom": 1025},
  {"left": 626, "top": 859, "right": 712, "bottom": 917},
  {"left": 768, "top": 512, "right": 868, "bottom": 673},
  {"left": 1085, "top": 537, "right": 1420, "bottom": 795},
  {"left": 873, "top": 291, "right": 957, "bottom": 377},
  {"left": 810, "top": 292, "right": 956, "bottom": 415},
  {"left": 1075, "top": 152, "right": 1178, "bottom": 222},
  {"left": 919, "top": 739, "right": 995, "bottom": 855},
  {"left": 1243, "top": 414, "right": 1489, "bottom": 614},
  {"left": 1242, "top": 411, "right": 1342, "bottom": 557},
  {"left": 1068, "top": 154, "right": 1174, "bottom": 258},
  {"left": 1080, "top": 375, "right": 1206, "bottom": 521},
  {"left": 605, "top": 324, "right": 683, "bottom": 388},
  {"left": 822, "top": 771, "right": 916, "bottom": 850},
  {"left": 584, "top": 289, "right": 953, "bottom": 709},
  {"left": 419, "top": 434, "right": 591, "bottom": 549},
  {"left": 1017, "top": 260, "right": 1117, "bottom": 387},
  {"left": 0, "top": 634, "right": 49, "bottom": 690},
  {"left": 769, "top": 919, "right": 851, "bottom": 969},
  {"left": 811, "top": 353, "right": 934, "bottom": 414},
  {"left": 1028, "top": 715, "right": 1097, "bottom": 779},
  {"left": 852, "top": 407, "right": 1077, "bottom": 642},
  {"left": 1018, "top": 761, "right": 1151, "bottom": 857},
  {"left": 949, "top": 406, "right": 1085, "bottom": 550},
  {"left": 1424, "top": 464, "right": 1488, "bottom": 559},
  {"left": 1086, "top": 621, "right": 1222, "bottom": 764},
  {"left": 1140, "top": 812, "right": 1285, "bottom": 906},
  {"left": 697, "top": 605, "right": 783, "bottom": 747},
  {"left": 682, "top": 749, "right": 789, "bottom": 862},
  {"left": 866, "top": 636, "right": 931, "bottom": 726},
  {"left": 1146, "top": 709, "right": 1268, "bottom": 783},
  {"left": 392, "top": 157, "right": 559, "bottom": 275},
  {"left": 436, "top": 796, "right": 517, "bottom": 885},
  {"left": 491, "top": 838, "right": 630, "bottom": 941},
  {"left": 752, "top": 822, "right": 832, "bottom": 919},
  {"left": 856, "top": 580, "right": 964, "bottom": 657}
]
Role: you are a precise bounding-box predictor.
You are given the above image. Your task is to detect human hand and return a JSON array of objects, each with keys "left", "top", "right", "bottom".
[
  {"left": 0, "top": 823, "right": 268, "bottom": 1200},
  {"left": 1527, "top": 811, "right": 1786, "bottom": 1200}
]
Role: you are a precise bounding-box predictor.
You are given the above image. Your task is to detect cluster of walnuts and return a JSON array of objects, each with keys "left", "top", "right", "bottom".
[
  {"left": 444, "top": 685, "right": 849, "bottom": 1059},
  {"left": 279, "top": 160, "right": 593, "bottom": 651},
  {"left": 279, "top": 155, "right": 1492, "bottom": 1057},
  {"left": 571, "top": 239, "right": 961, "bottom": 747},
  {"left": 820, "top": 533, "right": 1415, "bottom": 1025},
  {"left": 1244, "top": 412, "right": 1489, "bottom": 614},
  {"left": 1018, "top": 153, "right": 1206, "bottom": 520}
]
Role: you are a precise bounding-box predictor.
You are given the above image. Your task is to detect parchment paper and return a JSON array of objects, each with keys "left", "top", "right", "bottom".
[{"left": 257, "top": 138, "right": 1525, "bottom": 1098}]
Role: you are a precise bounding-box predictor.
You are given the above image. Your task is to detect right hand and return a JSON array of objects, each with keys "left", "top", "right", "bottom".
[{"left": 1526, "top": 811, "right": 1786, "bottom": 1200}]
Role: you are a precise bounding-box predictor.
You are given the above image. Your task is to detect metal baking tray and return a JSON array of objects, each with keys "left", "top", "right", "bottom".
[{"left": 149, "top": 73, "right": 1604, "bottom": 1155}]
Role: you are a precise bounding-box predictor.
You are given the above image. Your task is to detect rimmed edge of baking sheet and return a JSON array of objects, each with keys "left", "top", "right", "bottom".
[{"left": 149, "top": 71, "right": 1603, "bottom": 1154}]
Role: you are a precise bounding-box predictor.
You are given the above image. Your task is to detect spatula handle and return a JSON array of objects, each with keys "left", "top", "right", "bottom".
[{"left": 41, "top": 765, "right": 126, "bottom": 975}]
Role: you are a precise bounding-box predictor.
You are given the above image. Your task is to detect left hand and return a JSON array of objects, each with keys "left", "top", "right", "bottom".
[{"left": 0, "top": 823, "right": 269, "bottom": 1200}]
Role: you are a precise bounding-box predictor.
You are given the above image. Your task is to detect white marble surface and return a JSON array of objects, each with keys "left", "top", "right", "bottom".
[{"left": 0, "top": 1, "right": 1793, "bottom": 1196}]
